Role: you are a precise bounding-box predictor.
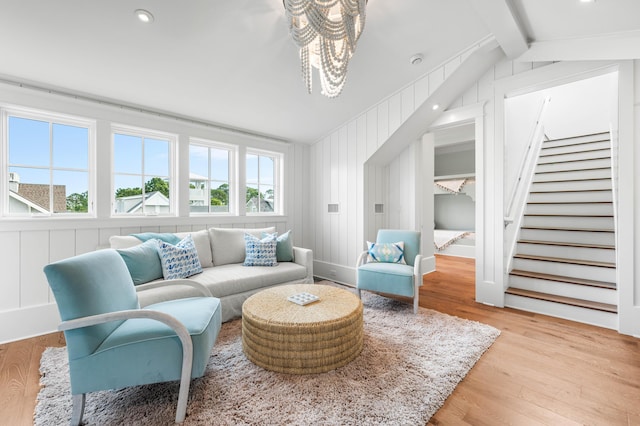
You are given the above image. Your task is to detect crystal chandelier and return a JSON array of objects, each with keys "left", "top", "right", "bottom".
[{"left": 284, "top": 0, "right": 367, "bottom": 98}]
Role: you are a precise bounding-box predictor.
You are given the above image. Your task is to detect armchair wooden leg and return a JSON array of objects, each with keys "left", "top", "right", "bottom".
[
  {"left": 357, "top": 289, "right": 362, "bottom": 299},
  {"left": 71, "top": 393, "right": 85, "bottom": 426}
]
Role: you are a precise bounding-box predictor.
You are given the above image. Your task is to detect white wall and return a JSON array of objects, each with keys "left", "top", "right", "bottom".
[
  {"left": 0, "top": 82, "right": 310, "bottom": 343},
  {"left": 308, "top": 41, "right": 493, "bottom": 284}
]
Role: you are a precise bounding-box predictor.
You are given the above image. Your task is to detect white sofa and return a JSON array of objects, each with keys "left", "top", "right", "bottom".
[{"left": 109, "top": 227, "right": 313, "bottom": 322}]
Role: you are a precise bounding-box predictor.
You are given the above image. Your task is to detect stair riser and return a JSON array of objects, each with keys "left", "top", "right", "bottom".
[
  {"left": 543, "top": 134, "right": 609, "bottom": 148},
  {"left": 530, "top": 179, "right": 611, "bottom": 192},
  {"left": 536, "top": 157, "right": 611, "bottom": 173},
  {"left": 504, "top": 294, "right": 617, "bottom": 329},
  {"left": 527, "top": 190, "right": 613, "bottom": 203},
  {"left": 525, "top": 202, "right": 613, "bottom": 216},
  {"left": 522, "top": 215, "right": 614, "bottom": 230},
  {"left": 534, "top": 168, "right": 611, "bottom": 183},
  {"left": 516, "top": 243, "right": 616, "bottom": 263},
  {"left": 541, "top": 140, "right": 610, "bottom": 156},
  {"left": 538, "top": 149, "right": 610, "bottom": 164},
  {"left": 519, "top": 228, "right": 615, "bottom": 245},
  {"left": 508, "top": 275, "right": 617, "bottom": 304},
  {"left": 512, "top": 258, "right": 616, "bottom": 282}
]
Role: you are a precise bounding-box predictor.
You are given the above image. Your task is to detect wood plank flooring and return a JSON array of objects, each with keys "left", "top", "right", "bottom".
[{"left": 0, "top": 254, "right": 638, "bottom": 425}]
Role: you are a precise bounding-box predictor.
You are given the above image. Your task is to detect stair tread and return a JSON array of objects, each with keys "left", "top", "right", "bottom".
[
  {"left": 505, "top": 287, "right": 617, "bottom": 313},
  {"left": 510, "top": 269, "right": 617, "bottom": 289},
  {"left": 530, "top": 188, "right": 612, "bottom": 194},
  {"left": 514, "top": 253, "right": 615, "bottom": 268},
  {"left": 539, "top": 147, "right": 610, "bottom": 157},
  {"left": 527, "top": 201, "right": 613, "bottom": 205},
  {"left": 541, "top": 138, "right": 609, "bottom": 149},
  {"left": 517, "top": 240, "right": 615, "bottom": 250},
  {"left": 535, "top": 166, "right": 610, "bottom": 175},
  {"left": 523, "top": 213, "right": 613, "bottom": 217},
  {"left": 544, "top": 132, "right": 609, "bottom": 143},
  {"left": 532, "top": 177, "right": 611, "bottom": 183},
  {"left": 521, "top": 226, "right": 614, "bottom": 233},
  {"left": 538, "top": 156, "right": 611, "bottom": 165}
]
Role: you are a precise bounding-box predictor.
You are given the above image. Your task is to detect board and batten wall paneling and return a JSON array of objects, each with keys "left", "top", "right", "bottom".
[
  {"left": 0, "top": 232, "right": 20, "bottom": 311},
  {"left": 308, "top": 39, "right": 491, "bottom": 282}
]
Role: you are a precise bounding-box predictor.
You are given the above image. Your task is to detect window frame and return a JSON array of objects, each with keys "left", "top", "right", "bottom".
[
  {"left": 111, "top": 123, "right": 177, "bottom": 217},
  {"left": 1, "top": 105, "right": 96, "bottom": 218},
  {"left": 245, "top": 148, "right": 283, "bottom": 215},
  {"left": 188, "top": 137, "right": 237, "bottom": 216}
]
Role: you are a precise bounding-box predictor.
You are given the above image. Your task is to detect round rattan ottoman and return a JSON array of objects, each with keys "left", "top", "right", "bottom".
[{"left": 242, "top": 284, "right": 363, "bottom": 375}]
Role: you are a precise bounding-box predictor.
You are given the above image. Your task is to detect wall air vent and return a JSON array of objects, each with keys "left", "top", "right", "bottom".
[
  {"left": 328, "top": 203, "right": 339, "bottom": 213},
  {"left": 374, "top": 204, "right": 384, "bottom": 214}
]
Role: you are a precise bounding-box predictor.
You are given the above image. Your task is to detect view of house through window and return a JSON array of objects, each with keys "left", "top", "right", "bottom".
[
  {"left": 246, "top": 151, "right": 278, "bottom": 213},
  {"left": 6, "top": 112, "right": 92, "bottom": 215},
  {"left": 112, "top": 128, "right": 173, "bottom": 215},
  {"left": 189, "top": 142, "right": 232, "bottom": 213}
]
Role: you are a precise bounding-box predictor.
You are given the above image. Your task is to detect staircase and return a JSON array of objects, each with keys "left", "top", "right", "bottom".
[{"left": 505, "top": 131, "right": 617, "bottom": 329}]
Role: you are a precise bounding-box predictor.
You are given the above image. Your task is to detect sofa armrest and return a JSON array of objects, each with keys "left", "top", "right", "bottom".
[
  {"left": 293, "top": 246, "right": 314, "bottom": 283},
  {"left": 135, "top": 279, "right": 213, "bottom": 297}
]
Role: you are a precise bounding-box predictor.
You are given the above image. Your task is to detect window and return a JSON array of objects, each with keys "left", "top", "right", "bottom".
[
  {"left": 189, "top": 139, "right": 235, "bottom": 214},
  {"left": 246, "top": 150, "right": 281, "bottom": 214},
  {"left": 4, "top": 108, "right": 94, "bottom": 216},
  {"left": 112, "top": 125, "right": 174, "bottom": 215}
]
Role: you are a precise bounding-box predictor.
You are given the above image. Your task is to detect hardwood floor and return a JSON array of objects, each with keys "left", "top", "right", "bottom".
[{"left": 0, "top": 254, "right": 638, "bottom": 425}]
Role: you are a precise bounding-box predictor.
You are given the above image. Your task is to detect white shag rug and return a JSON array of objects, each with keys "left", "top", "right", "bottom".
[{"left": 35, "top": 290, "right": 500, "bottom": 425}]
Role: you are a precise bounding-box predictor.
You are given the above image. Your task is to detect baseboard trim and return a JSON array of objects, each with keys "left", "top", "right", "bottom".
[
  {"left": 313, "top": 260, "right": 356, "bottom": 286},
  {"left": 0, "top": 303, "right": 60, "bottom": 344}
]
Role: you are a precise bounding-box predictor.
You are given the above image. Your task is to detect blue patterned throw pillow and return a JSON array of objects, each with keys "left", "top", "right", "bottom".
[
  {"left": 366, "top": 241, "right": 407, "bottom": 264},
  {"left": 157, "top": 234, "right": 203, "bottom": 280},
  {"left": 244, "top": 233, "right": 278, "bottom": 267}
]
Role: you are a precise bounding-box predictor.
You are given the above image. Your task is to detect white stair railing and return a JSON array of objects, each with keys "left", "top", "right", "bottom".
[{"left": 504, "top": 96, "right": 551, "bottom": 274}]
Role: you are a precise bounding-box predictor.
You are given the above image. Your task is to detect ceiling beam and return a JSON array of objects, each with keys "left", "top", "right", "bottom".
[
  {"left": 517, "top": 31, "right": 640, "bottom": 62},
  {"left": 468, "top": 0, "right": 528, "bottom": 59}
]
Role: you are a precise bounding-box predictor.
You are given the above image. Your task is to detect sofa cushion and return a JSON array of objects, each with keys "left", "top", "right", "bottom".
[
  {"left": 157, "top": 235, "right": 203, "bottom": 280},
  {"left": 136, "top": 262, "right": 309, "bottom": 308},
  {"left": 209, "top": 227, "right": 275, "bottom": 266},
  {"left": 263, "top": 230, "right": 294, "bottom": 262},
  {"left": 174, "top": 229, "right": 213, "bottom": 268},
  {"left": 244, "top": 233, "right": 277, "bottom": 266},
  {"left": 109, "top": 235, "right": 141, "bottom": 249},
  {"left": 116, "top": 239, "right": 164, "bottom": 285}
]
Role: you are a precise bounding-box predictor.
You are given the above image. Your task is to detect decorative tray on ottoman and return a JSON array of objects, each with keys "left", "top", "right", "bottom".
[{"left": 287, "top": 292, "right": 320, "bottom": 306}]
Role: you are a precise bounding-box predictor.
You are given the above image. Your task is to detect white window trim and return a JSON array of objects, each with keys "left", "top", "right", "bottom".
[
  {"left": 246, "top": 147, "right": 283, "bottom": 215},
  {"left": 1, "top": 105, "right": 96, "bottom": 218},
  {"left": 111, "top": 123, "right": 177, "bottom": 217},
  {"left": 188, "top": 137, "right": 238, "bottom": 216}
]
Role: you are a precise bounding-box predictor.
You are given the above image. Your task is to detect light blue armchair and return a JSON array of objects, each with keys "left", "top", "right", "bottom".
[
  {"left": 356, "top": 229, "right": 423, "bottom": 313},
  {"left": 43, "top": 249, "right": 222, "bottom": 425}
]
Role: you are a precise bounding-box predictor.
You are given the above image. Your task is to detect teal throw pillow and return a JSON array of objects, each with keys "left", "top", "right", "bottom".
[
  {"left": 366, "top": 241, "right": 407, "bottom": 264},
  {"left": 262, "top": 230, "right": 294, "bottom": 262},
  {"left": 244, "top": 233, "right": 278, "bottom": 266},
  {"left": 117, "top": 239, "right": 163, "bottom": 285},
  {"left": 157, "top": 234, "right": 203, "bottom": 280}
]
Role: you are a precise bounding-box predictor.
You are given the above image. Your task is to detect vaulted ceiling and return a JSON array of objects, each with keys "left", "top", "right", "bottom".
[{"left": 1, "top": 0, "right": 638, "bottom": 144}]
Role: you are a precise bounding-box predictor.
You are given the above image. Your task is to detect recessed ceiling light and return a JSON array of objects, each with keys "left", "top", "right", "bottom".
[
  {"left": 135, "top": 9, "right": 154, "bottom": 23},
  {"left": 409, "top": 54, "right": 423, "bottom": 65},
  {"left": 579, "top": 0, "right": 595, "bottom": 3},
  {"left": 432, "top": 104, "right": 439, "bottom": 111}
]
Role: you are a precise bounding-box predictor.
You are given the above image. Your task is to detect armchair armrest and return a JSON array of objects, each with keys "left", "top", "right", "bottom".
[
  {"left": 413, "top": 254, "right": 423, "bottom": 283},
  {"left": 357, "top": 250, "right": 368, "bottom": 267},
  {"left": 58, "top": 308, "right": 195, "bottom": 424},
  {"left": 135, "top": 279, "right": 212, "bottom": 297}
]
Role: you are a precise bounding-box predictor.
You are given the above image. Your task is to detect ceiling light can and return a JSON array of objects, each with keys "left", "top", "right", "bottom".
[
  {"left": 410, "top": 54, "right": 423, "bottom": 65},
  {"left": 135, "top": 9, "right": 154, "bottom": 23}
]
